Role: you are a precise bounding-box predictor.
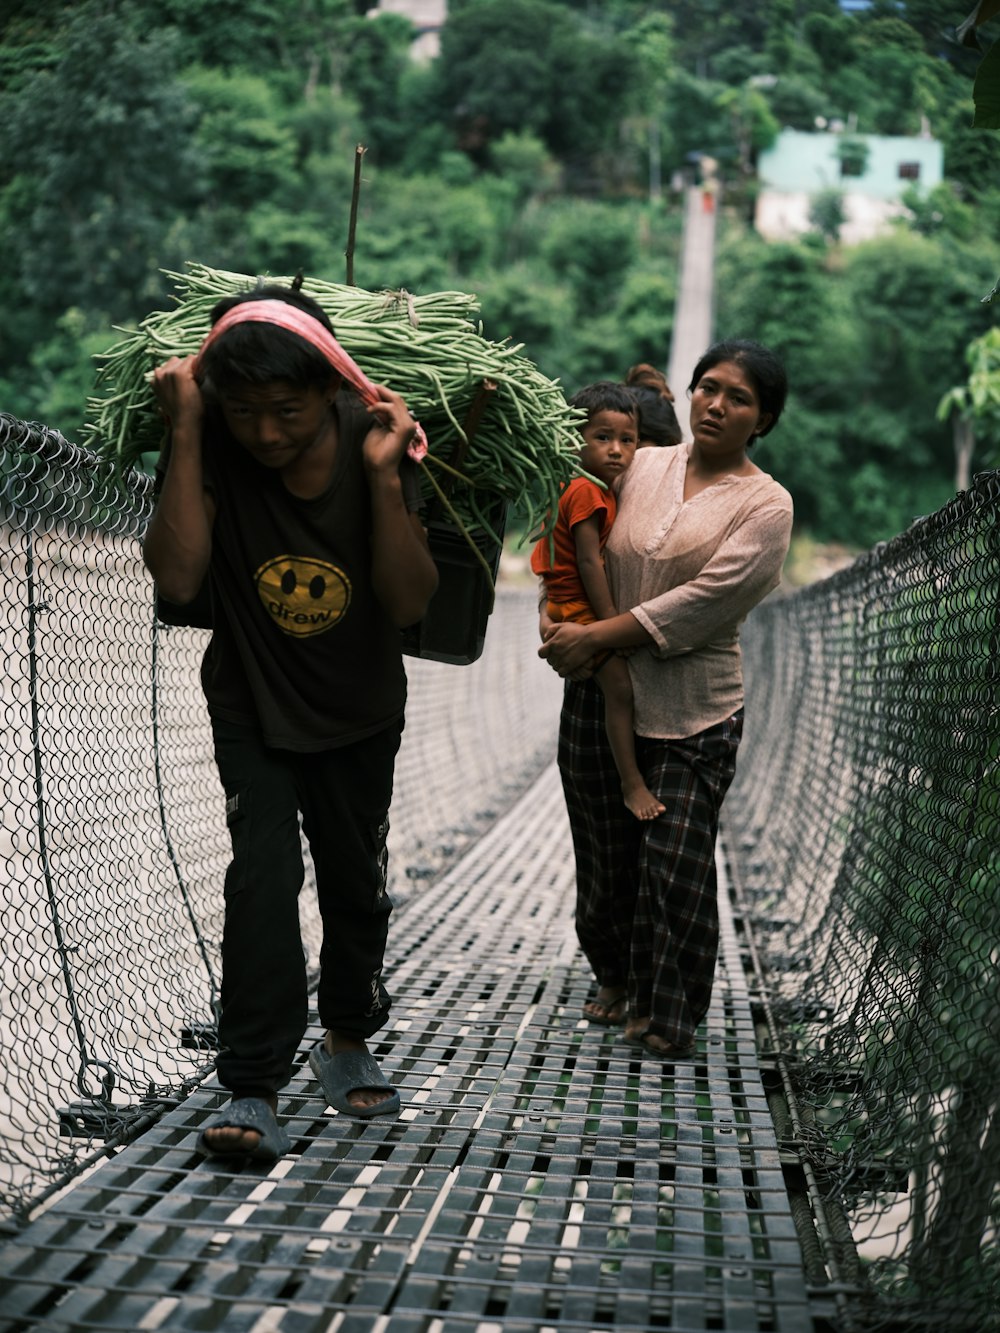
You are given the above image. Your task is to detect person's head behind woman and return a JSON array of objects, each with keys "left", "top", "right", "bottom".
[
  {"left": 629, "top": 386, "right": 683, "bottom": 448},
  {"left": 625, "top": 363, "right": 674, "bottom": 402},
  {"left": 688, "top": 339, "right": 787, "bottom": 438},
  {"left": 623, "top": 363, "right": 682, "bottom": 448}
]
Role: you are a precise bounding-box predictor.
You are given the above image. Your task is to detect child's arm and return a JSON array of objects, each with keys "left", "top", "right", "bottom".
[
  {"left": 537, "top": 578, "right": 553, "bottom": 642},
  {"left": 142, "top": 355, "right": 216, "bottom": 605},
  {"left": 572, "top": 514, "right": 617, "bottom": 620},
  {"left": 363, "top": 385, "right": 439, "bottom": 627},
  {"left": 539, "top": 610, "right": 652, "bottom": 677}
]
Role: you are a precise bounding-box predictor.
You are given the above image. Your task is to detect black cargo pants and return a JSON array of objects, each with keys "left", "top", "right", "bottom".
[{"left": 209, "top": 715, "right": 402, "bottom": 1097}]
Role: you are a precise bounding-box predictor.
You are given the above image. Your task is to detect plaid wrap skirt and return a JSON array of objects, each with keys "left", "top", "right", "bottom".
[{"left": 557, "top": 678, "right": 742, "bottom": 1047}]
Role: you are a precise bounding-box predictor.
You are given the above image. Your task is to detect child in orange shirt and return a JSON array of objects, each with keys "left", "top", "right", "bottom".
[{"left": 532, "top": 382, "right": 665, "bottom": 821}]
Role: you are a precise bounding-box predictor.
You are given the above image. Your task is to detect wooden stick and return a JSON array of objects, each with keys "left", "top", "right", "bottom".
[
  {"left": 346, "top": 144, "right": 367, "bottom": 286},
  {"left": 426, "top": 379, "right": 498, "bottom": 523}
]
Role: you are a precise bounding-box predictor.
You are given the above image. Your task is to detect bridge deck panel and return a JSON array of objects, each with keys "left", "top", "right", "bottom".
[{"left": 0, "top": 770, "right": 814, "bottom": 1333}]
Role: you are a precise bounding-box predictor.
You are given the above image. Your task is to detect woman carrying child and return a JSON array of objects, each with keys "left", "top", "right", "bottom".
[
  {"left": 540, "top": 341, "right": 793, "bottom": 1054},
  {"left": 532, "top": 382, "right": 664, "bottom": 822}
]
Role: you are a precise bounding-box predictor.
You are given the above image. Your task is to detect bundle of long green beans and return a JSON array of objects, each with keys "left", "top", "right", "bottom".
[{"left": 84, "top": 264, "right": 586, "bottom": 544}]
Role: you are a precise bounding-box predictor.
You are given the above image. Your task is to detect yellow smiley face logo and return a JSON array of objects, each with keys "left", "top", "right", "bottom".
[{"left": 254, "top": 555, "right": 351, "bottom": 636}]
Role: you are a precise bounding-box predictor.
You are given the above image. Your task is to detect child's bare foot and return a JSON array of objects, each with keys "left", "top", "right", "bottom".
[
  {"left": 325, "top": 1031, "right": 396, "bottom": 1112},
  {"left": 623, "top": 781, "right": 665, "bottom": 821},
  {"left": 582, "top": 985, "right": 628, "bottom": 1025}
]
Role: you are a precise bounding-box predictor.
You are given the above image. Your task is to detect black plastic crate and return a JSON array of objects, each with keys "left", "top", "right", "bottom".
[{"left": 402, "top": 506, "right": 507, "bottom": 665}]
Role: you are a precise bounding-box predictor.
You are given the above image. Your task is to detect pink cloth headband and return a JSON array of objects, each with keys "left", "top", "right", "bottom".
[{"left": 194, "top": 298, "right": 428, "bottom": 462}]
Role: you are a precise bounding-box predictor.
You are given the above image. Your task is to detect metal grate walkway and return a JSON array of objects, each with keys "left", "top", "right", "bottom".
[{"left": 0, "top": 768, "right": 813, "bottom": 1333}]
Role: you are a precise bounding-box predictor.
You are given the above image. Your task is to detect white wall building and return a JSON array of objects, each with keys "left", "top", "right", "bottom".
[{"left": 755, "top": 128, "right": 944, "bottom": 244}]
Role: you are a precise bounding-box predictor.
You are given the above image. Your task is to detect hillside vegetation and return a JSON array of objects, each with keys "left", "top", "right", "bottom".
[{"left": 1, "top": 0, "right": 998, "bottom": 544}]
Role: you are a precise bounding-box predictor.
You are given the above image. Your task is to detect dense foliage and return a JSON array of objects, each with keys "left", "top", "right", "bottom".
[{"left": 1, "top": 0, "right": 998, "bottom": 545}]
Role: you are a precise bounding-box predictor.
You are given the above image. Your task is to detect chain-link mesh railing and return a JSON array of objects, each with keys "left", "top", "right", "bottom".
[
  {"left": 6, "top": 407, "right": 998, "bottom": 1332},
  {"left": 0, "top": 412, "right": 561, "bottom": 1227},
  {"left": 726, "top": 471, "right": 1000, "bottom": 1333}
]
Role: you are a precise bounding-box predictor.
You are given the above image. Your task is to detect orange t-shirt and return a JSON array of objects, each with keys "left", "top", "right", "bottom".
[{"left": 530, "top": 477, "right": 616, "bottom": 606}]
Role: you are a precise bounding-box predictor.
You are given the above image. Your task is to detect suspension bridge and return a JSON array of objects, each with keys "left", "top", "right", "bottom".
[{"left": 0, "top": 190, "right": 995, "bottom": 1332}]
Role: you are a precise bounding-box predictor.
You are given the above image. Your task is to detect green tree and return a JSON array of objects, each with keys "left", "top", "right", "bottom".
[
  {"left": 612, "top": 268, "right": 677, "bottom": 370},
  {"left": 715, "top": 234, "right": 843, "bottom": 392},
  {"left": 901, "top": 182, "right": 977, "bottom": 242},
  {"left": 662, "top": 68, "right": 731, "bottom": 170},
  {"left": 539, "top": 202, "right": 637, "bottom": 313},
  {"left": 430, "top": 0, "right": 636, "bottom": 183},
  {"left": 488, "top": 131, "right": 562, "bottom": 207},
  {"left": 475, "top": 266, "right": 577, "bottom": 381},
  {"left": 809, "top": 188, "right": 846, "bottom": 243},
  {"left": 621, "top": 12, "right": 676, "bottom": 203},
  {"left": 0, "top": 4, "right": 198, "bottom": 364},
  {"left": 802, "top": 9, "right": 856, "bottom": 72},
  {"left": 154, "top": 0, "right": 296, "bottom": 71},
  {"left": 764, "top": 75, "right": 829, "bottom": 132},
  {"left": 941, "top": 99, "right": 1000, "bottom": 197},
  {"left": 848, "top": 17, "right": 949, "bottom": 134},
  {"left": 152, "top": 0, "right": 356, "bottom": 85},
  {"left": 184, "top": 67, "right": 300, "bottom": 211},
  {"left": 336, "top": 12, "right": 423, "bottom": 165},
  {"left": 838, "top": 231, "right": 999, "bottom": 534},
  {"left": 0, "top": 310, "right": 118, "bottom": 441},
  {"left": 0, "top": 3, "right": 64, "bottom": 92},
  {"left": 715, "top": 232, "right": 860, "bottom": 536},
  {"left": 716, "top": 81, "right": 780, "bottom": 183},
  {"left": 713, "top": 221, "right": 1000, "bottom": 545},
  {"left": 351, "top": 167, "right": 506, "bottom": 287},
  {"left": 646, "top": 0, "right": 771, "bottom": 71},
  {"left": 238, "top": 203, "right": 344, "bottom": 281},
  {"left": 937, "top": 326, "right": 1000, "bottom": 487}
]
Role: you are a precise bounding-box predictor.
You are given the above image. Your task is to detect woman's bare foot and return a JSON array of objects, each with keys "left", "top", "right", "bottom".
[
  {"left": 622, "top": 781, "right": 665, "bottom": 821},
  {"left": 201, "top": 1094, "right": 277, "bottom": 1154},
  {"left": 624, "top": 1015, "right": 650, "bottom": 1044},
  {"left": 623, "top": 1017, "right": 695, "bottom": 1057},
  {"left": 635, "top": 1030, "right": 673, "bottom": 1054},
  {"left": 582, "top": 985, "right": 628, "bottom": 1025},
  {"left": 325, "top": 1031, "right": 396, "bottom": 1111}
]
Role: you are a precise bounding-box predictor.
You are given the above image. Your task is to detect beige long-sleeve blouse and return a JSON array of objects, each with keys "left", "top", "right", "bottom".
[{"left": 606, "top": 442, "right": 793, "bottom": 740}]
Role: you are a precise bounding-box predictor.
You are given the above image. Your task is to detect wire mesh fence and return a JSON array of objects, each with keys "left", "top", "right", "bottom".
[
  {"left": 0, "top": 412, "right": 561, "bottom": 1228},
  {"left": 4, "top": 407, "right": 998, "bottom": 1331},
  {"left": 726, "top": 470, "right": 1000, "bottom": 1333}
]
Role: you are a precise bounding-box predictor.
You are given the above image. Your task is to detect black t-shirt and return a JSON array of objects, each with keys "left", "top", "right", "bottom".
[{"left": 185, "top": 392, "right": 421, "bottom": 751}]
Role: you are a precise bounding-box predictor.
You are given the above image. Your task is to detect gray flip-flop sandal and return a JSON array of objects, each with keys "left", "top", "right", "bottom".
[
  {"left": 309, "top": 1043, "right": 401, "bottom": 1119},
  {"left": 622, "top": 1030, "right": 697, "bottom": 1062},
  {"left": 197, "top": 1096, "right": 291, "bottom": 1161}
]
